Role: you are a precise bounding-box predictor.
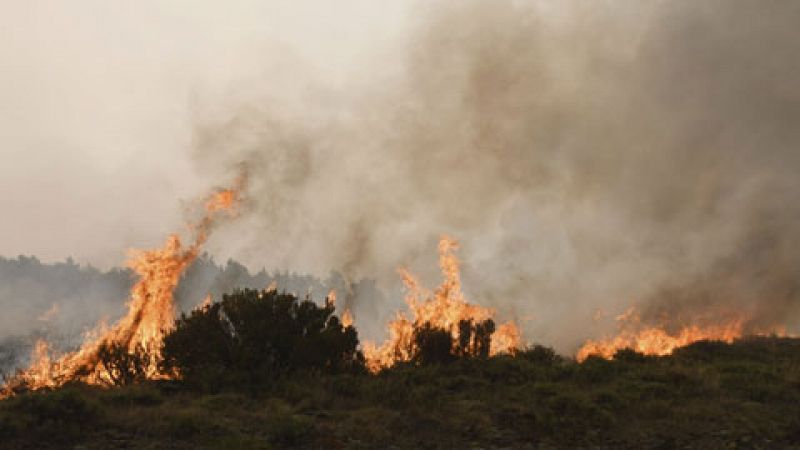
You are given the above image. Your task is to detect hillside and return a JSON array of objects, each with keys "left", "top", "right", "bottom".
[{"left": 2, "top": 336, "right": 798, "bottom": 449}]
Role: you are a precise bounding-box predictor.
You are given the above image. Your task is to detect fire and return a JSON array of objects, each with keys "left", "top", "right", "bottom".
[
  {"left": 205, "top": 189, "right": 237, "bottom": 213},
  {"left": 576, "top": 308, "right": 746, "bottom": 361},
  {"left": 1, "top": 183, "right": 243, "bottom": 397},
  {"left": 326, "top": 289, "right": 354, "bottom": 328},
  {"left": 196, "top": 294, "right": 213, "bottom": 311},
  {"left": 341, "top": 309, "right": 354, "bottom": 328},
  {"left": 326, "top": 289, "right": 337, "bottom": 308},
  {"left": 363, "top": 236, "right": 521, "bottom": 372}
]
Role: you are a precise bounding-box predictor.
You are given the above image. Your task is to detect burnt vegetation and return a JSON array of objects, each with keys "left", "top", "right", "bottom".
[{"left": 2, "top": 289, "right": 800, "bottom": 448}]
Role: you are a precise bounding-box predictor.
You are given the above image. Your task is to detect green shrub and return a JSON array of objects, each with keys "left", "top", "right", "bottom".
[
  {"left": 519, "top": 344, "right": 561, "bottom": 366},
  {"left": 161, "top": 289, "right": 363, "bottom": 387}
]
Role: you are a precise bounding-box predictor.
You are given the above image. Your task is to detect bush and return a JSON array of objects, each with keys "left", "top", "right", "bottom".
[
  {"left": 96, "top": 341, "right": 151, "bottom": 386},
  {"left": 520, "top": 344, "right": 560, "bottom": 366},
  {"left": 613, "top": 348, "right": 648, "bottom": 363},
  {"left": 410, "top": 319, "right": 498, "bottom": 366},
  {"left": 161, "top": 289, "right": 363, "bottom": 387},
  {"left": 412, "top": 324, "right": 456, "bottom": 366},
  {"left": 455, "top": 318, "right": 495, "bottom": 358}
]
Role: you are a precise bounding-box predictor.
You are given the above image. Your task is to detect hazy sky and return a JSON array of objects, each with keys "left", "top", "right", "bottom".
[{"left": 0, "top": 0, "right": 413, "bottom": 267}]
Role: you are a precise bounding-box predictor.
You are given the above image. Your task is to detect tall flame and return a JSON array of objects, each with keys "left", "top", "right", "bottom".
[
  {"left": 363, "top": 236, "right": 521, "bottom": 372},
  {"left": 1, "top": 181, "right": 243, "bottom": 397}
]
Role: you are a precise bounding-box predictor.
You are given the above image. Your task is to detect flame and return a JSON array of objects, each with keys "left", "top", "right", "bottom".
[
  {"left": 576, "top": 308, "right": 748, "bottom": 361},
  {"left": 204, "top": 189, "right": 237, "bottom": 213},
  {"left": 326, "top": 289, "right": 354, "bottom": 327},
  {"left": 1, "top": 183, "right": 243, "bottom": 397},
  {"left": 363, "top": 236, "right": 521, "bottom": 372},
  {"left": 326, "top": 289, "right": 337, "bottom": 308},
  {"left": 341, "top": 309, "right": 354, "bottom": 328},
  {"left": 196, "top": 294, "right": 213, "bottom": 311}
]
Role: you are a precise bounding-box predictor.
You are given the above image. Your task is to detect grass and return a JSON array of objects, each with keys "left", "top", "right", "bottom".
[{"left": 2, "top": 337, "right": 800, "bottom": 449}]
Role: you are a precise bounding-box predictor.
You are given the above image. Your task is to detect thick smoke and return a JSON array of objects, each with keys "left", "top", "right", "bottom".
[{"left": 191, "top": 1, "right": 800, "bottom": 350}]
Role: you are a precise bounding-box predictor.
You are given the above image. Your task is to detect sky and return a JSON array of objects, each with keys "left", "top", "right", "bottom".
[
  {"left": 0, "top": 0, "right": 413, "bottom": 266},
  {"left": 2, "top": 1, "right": 799, "bottom": 351}
]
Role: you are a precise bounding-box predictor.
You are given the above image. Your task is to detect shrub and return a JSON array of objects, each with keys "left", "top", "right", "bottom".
[
  {"left": 455, "top": 318, "right": 495, "bottom": 358},
  {"left": 410, "top": 319, "right": 498, "bottom": 366},
  {"left": 96, "top": 341, "right": 151, "bottom": 386},
  {"left": 519, "top": 344, "right": 560, "bottom": 366},
  {"left": 412, "top": 324, "right": 456, "bottom": 366},
  {"left": 161, "top": 289, "right": 363, "bottom": 387},
  {"left": 613, "top": 348, "right": 648, "bottom": 363}
]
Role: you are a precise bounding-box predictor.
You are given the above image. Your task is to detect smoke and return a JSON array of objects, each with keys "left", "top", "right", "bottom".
[
  {"left": 1, "top": 1, "right": 798, "bottom": 353},
  {"left": 190, "top": 1, "right": 800, "bottom": 350}
]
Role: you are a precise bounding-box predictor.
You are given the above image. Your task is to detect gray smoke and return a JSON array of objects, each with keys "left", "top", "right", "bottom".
[{"left": 190, "top": 1, "right": 800, "bottom": 351}]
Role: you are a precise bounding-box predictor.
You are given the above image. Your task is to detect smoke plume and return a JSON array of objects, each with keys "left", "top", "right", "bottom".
[
  {"left": 190, "top": 1, "right": 800, "bottom": 350},
  {"left": 1, "top": 1, "right": 798, "bottom": 353}
]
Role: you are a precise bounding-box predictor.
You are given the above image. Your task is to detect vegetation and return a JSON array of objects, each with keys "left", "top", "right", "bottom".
[
  {"left": 0, "top": 312, "right": 800, "bottom": 449},
  {"left": 160, "top": 289, "right": 363, "bottom": 389},
  {"left": 95, "top": 341, "right": 152, "bottom": 387},
  {"left": 411, "top": 319, "right": 496, "bottom": 365},
  {"left": 0, "top": 255, "right": 384, "bottom": 376}
]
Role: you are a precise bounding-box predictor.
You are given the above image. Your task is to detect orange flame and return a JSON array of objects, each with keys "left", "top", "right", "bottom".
[
  {"left": 576, "top": 308, "right": 750, "bottom": 361},
  {"left": 326, "top": 289, "right": 337, "bottom": 308},
  {"left": 196, "top": 294, "right": 213, "bottom": 311},
  {"left": 326, "top": 289, "right": 354, "bottom": 328},
  {"left": 1, "top": 182, "right": 243, "bottom": 397},
  {"left": 363, "top": 236, "right": 521, "bottom": 372},
  {"left": 341, "top": 309, "right": 354, "bottom": 328}
]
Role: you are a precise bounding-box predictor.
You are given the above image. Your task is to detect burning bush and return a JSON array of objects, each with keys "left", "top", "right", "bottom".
[
  {"left": 0, "top": 181, "right": 244, "bottom": 398},
  {"left": 363, "top": 236, "right": 521, "bottom": 372},
  {"left": 410, "top": 318, "right": 497, "bottom": 366},
  {"left": 95, "top": 341, "right": 152, "bottom": 387},
  {"left": 160, "top": 288, "right": 363, "bottom": 388}
]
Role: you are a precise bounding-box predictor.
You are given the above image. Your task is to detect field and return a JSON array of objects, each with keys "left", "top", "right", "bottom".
[{"left": 2, "top": 336, "right": 799, "bottom": 449}]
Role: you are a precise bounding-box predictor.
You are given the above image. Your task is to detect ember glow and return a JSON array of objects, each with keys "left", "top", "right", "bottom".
[
  {"left": 1, "top": 183, "right": 243, "bottom": 397},
  {"left": 363, "top": 236, "right": 521, "bottom": 372},
  {"left": 575, "top": 308, "right": 769, "bottom": 361}
]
